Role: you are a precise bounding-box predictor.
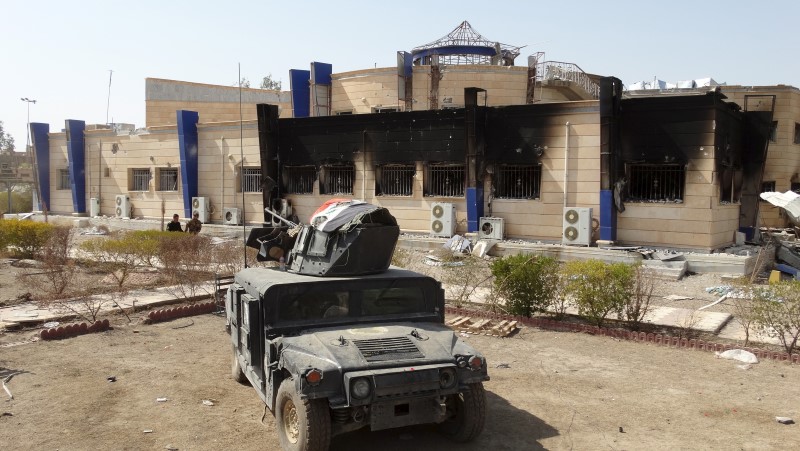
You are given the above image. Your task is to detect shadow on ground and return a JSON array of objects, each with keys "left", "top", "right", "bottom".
[{"left": 329, "top": 390, "right": 558, "bottom": 451}]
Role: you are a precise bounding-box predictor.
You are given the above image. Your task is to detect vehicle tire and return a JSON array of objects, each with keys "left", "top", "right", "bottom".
[
  {"left": 231, "top": 346, "right": 248, "bottom": 385},
  {"left": 439, "top": 382, "right": 486, "bottom": 442},
  {"left": 276, "top": 378, "right": 331, "bottom": 451}
]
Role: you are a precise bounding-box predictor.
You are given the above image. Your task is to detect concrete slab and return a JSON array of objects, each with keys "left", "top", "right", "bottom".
[{"left": 641, "top": 260, "right": 688, "bottom": 280}]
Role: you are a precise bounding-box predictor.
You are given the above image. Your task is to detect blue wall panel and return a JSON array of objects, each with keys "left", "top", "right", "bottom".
[
  {"left": 466, "top": 187, "right": 484, "bottom": 233},
  {"left": 311, "top": 62, "right": 332, "bottom": 84},
  {"left": 290, "top": 69, "right": 311, "bottom": 118},
  {"left": 177, "top": 110, "right": 199, "bottom": 218},
  {"left": 30, "top": 123, "right": 50, "bottom": 211},
  {"left": 599, "top": 189, "right": 617, "bottom": 241},
  {"left": 65, "top": 120, "right": 86, "bottom": 213}
]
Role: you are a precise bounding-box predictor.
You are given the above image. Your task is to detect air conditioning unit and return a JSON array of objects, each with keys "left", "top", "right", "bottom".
[
  {"left": 478, "top": 217, "right": 504, "bottom": 240},
  {"left": 89, "top": 197, "right": 100, "bottom": 218},
  {"left": 192, "top": 197, "right": 210, "bottom": 223},
  {"left": 223, "top": 207, "right": 241, "bottom": 225},
  {"left": 270, "top": 198, "right": 292, "bottom": 226},
  {"left": 430, "top": 202, "right": 456, "bottom": 238},
  {"left": 115, "top": 194, "right": 130, "bottom": 218},
  {"left": 562, "top": 207, "right": 593, "bottom": 246}
]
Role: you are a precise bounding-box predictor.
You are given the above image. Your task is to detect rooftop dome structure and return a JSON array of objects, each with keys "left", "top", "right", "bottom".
[{"left": 411, "top": 20, "right": 523, "bottom": 66}]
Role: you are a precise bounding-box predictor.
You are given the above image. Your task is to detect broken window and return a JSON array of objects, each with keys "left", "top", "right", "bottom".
[
  {"left": 625, "top": 164, "right": 685, "bottom": 202},
  {"left": 283, "top": 165, "right": 316, "bottom": 194},
  {"left": 320, "top": 164, "right": 354, "bottom": 195},
  {"left": 376, "top": 164, "right": 415, "bottom": 196},
  {"left": 157, "top": 168, "right": 179, "bottom": 191},
  {"left": 240, "top": 167, "right": 262, "bottom": 193},
  {"left": 795, "top": 123, "right": 800, "bottom": 145},
  {"left": 495, "top": 164, "right": 542, "bottom": 199},
  {"left": 335, "top": 110, "right": 353, "bottom": 116},
  {"left": 57, "top": 169, "right": 70, "bottom": 190},
  {"left": 760, "top": 181, "right": 776, "bottom": 201},
  {"left": 372, "top": 107, "right": 398, "bottom": 114},
  {"left": 130, "top": 168, "right": 151, "bottom": 191},
  {"left": 770, "top": 121, "right": 778, "bottom": 143},
  {"left": 792, "top": 182, "right": 800, "bottom": 194},
  {"left": 425, "top": 163, "right": 465, "bottom": 197}
]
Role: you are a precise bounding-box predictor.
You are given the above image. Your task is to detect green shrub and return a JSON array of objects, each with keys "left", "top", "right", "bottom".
[
  {"left": 80, "top": 233, "right": 143, "bottom": 288},
  {"left": 128, "top": 229, "right": 172, "bottom": 267},
  {"left": 751, "top": 280, "right": 800, "bottom": 355},
  {"left": 562, "top": 259, "right": 634, "bottom": 327},
  {"left": 0, "top": 219, "right": 54, "bottom": 258},
  {"left": 490, "top": 253, "right": 559, "bottom": 317}
]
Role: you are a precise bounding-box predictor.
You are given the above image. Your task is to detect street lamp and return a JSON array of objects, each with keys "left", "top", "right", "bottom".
[
  {"left": 21, "top": 97, "right": 36, "bottom": 150},
  {"left": 20, "top": 97, "right": 37, "bottom": 213}
]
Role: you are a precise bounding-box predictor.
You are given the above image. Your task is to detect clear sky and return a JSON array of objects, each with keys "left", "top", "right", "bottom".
[{"left": 2, "top": 0, "right": 798, "bottom": 150}]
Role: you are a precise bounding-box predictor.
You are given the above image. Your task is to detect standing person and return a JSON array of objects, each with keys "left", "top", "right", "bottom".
[
  {"left": 166, "top": 214, "right": 183, "bottom": 232},
  {"left": 186, "top": 211, "right": 203, "bottom": 235}
]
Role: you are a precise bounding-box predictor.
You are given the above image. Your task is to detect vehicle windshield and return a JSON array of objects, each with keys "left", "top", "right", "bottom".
[{"left": 274, "top": 279, "right": 437, "bottom": 326}]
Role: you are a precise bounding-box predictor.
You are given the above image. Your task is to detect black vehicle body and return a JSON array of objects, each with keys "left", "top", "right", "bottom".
[{"left": 225, "top": 266, "right": 490, "bottom": 437}]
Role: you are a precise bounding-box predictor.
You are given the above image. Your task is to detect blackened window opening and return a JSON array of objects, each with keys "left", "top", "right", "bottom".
[
  {"left": 496, "top": 164, "right": 541, "bottom": 199},
  {"left": 760, "top": 181, "right": 776, "bottom": 201},
  {"left": 321, "top": 165, "right": 354, "bottom": 195},
  {"left": 426, "top": 164, "right": 465, "bottom": 197},
  {"left": 625, "top": 164, "right": 685, "bottom": 202},
  {"left": 284, "top": 165, "right": 316, "bottom": 194},
  {"left": 378, "top": 164, "right": 415, "bottom": 196},
  {"left": 241, "top": 167, "right": 262, "bottom": 193}
]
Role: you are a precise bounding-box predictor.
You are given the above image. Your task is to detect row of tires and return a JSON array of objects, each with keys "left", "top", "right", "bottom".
[
  {"left": 147, "top": 301, "right": 217, "bottom": 323},
  {"left": 40, "top": 319, "right": 110, "bottom": 340}
]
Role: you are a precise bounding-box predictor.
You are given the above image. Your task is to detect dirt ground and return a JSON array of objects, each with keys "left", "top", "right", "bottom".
[{"left": 2, "top": 250, "right": 799, "bottom": 450}]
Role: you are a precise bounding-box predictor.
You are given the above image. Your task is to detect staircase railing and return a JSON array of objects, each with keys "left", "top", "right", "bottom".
[{"left": 534, "top": 60, "right": 600, "bottom": 99}]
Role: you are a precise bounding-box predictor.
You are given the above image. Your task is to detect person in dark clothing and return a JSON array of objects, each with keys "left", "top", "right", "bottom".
[
  {"left": 186, "top": 212, "right": 203, "bottom": 234},
  {"left": 166, "top": 214, "right": 183, "bottom": 232}
]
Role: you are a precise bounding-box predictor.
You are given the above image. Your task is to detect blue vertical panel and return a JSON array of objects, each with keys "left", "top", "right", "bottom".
[
  {"left": 65, "top": 120, "right": 86, "bottom": 213},
  {"left": 402, "top": 51, "right": 412, "bottom": 77},
  {"left": 290, "top": 69, "right": 311, "bottom": 118},
  {"left": 466, "top": 187, "right": 484, "bottom": 233},
  {"left": 30, "top": 123, "right": 50, "bottom": 211},
  {"left": 310, "top": 62, "right": 332, "bottom": 84},
  {"left": 599, "top": 189, "right": 617, "bottom": 241},
  {"left": 177, "top": 110, "right": 199, "bottom": 218}
]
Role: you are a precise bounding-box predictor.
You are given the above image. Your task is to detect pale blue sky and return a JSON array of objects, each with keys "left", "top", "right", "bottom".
[{"left": 3, "top": 0, "right": 798, "bottom": 149}]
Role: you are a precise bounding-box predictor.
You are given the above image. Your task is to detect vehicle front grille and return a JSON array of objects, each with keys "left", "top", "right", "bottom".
[{"left": 352, "top": 336, "right": 424, "bottom": 362}]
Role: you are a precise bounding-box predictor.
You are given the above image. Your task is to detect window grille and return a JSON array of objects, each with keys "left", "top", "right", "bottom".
[
  {"left": 241, "top": 167, "right": 262, "bottom": 193},
  {"left": 770, "top": 121, "right": 778, "bottom": 143},
  {"left": 284, "top": 165, "right": 316, "bottom": 194},
  {"left": 495, "top": 164, "right": 541, "bottom": 199},
  {"left": 58, "top": 169, "right": 70, "bottom": 190},
  {"left": 426, "top": 163, "right": 465, "bottom": 197},
  {"left": 625, "top": 164, "right": 685, "bottom": 202},
  {"left": 157, "top": 168, "right": 179, "bottom": 191},
  {"left": 378, "top": 164, "right": 415, "bottom": 196},
  {"left": 321, "top": 165, "right": 354, "bottom": 195},
  {"left": 131, "top": 169, "right": 151, "bottom": 191}
]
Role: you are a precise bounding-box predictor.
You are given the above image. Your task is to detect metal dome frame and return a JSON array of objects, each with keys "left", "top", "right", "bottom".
[{"left": 411, "top": 20, "right": 523, "bottom": 66}]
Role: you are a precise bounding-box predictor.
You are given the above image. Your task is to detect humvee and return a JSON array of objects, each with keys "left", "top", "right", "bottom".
[{"left": 225, "top": 266, "right": 489, "bottom": 450}]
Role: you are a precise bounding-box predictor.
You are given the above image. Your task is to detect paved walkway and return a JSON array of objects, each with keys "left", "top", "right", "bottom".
[{"left": 0, "top": 280, "right": 780, "bottom": 348}]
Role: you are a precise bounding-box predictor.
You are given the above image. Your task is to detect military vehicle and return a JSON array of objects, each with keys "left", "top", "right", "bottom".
[{"left": 225, "top": 201, "right": 489, "bottom": 451}]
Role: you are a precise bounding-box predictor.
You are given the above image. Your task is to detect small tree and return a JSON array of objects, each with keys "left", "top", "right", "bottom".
[
  {"left": 35, "top": 225, "right": 77, "bottom": 295},
  {"left": 730, "top": 277, "right": 760, "bottom": 346},
  {"left": 0, "top": 121, "right": 15, "bottom": 153},
  {"left": 752, "top": 281, "right": 800, "bottom": 355},
  {"left": 79, "top": 233, "right": 141, "bottom": 289},
  {"left": 260, "top": 74, "right": 282, "bottom": 90},
  {"left": 562, "top": 259, "right": 634, "bottom": 328},
  {"left": 490, "top": 253, "right": 559, "bottom": 317}
]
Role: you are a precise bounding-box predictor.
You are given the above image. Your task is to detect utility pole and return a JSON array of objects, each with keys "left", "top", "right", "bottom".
[{"left": 106, "top": 70, "right": 113, "bottom": 125}]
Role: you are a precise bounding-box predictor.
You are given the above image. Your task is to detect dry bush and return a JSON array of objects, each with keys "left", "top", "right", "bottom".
[
  {"left": 752, "top": 281, "right": 800, "bottom": 355},
  {"left": 441, "top": 255, "right": 491, "bottom": 308},
  {"left": 391, "top": 246, "right": 412, "bottom": 268},
  {"left": 624, "top": 265, "right": 657, "bottom": 330},
  {"left": 79, "top": 233, "right": 141, "bottom": 289},
  {"left": 35, "top": 225, "right": 78, "bottom": 296},
  {"left": 676, "top": 310, "right": 701, "bottom": 339},
  {"left": 159, "top": 234, "right": 215, "bottom": 300},
  {"left": 730, "top": 277, "right": 759, "bottom": 347}
]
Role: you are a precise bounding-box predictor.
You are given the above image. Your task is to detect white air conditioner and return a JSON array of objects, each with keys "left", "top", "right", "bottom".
[
  {"left": 478, "top": 217, "right": 504, "bottom": 240},
  {"left": 430, "top": 202, "right": 456, "bottom": 238},
  {"left": 223, "top": 207, "right": 241, "bottom": 225},
  {"left": 270, "top": 198, "right": 292, "bottom": 226},
  {"left": 115, "top": 194, "right": 130, "bottom": 218},
  {"left": 562, "top": 207, "right": 593, "bottom": 246},
  {"left": 89, "top": 197, "right": 100, "bottom": 218},
  {"left": 192, "top": 197, "right": 210, "bottom": 223}
]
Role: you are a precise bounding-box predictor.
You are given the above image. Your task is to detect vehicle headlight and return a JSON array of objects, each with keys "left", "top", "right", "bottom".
[
  {"left": 351, "top": 378, "right": 371, "bottom": 399},
  {"left": 468, "top": 355, "right": 483, "bottom": 370},
  {"left": 305, "top": 368, "right": 323, "bottom": 386},
  {"left": 439, "top": 368, "right": 457, "bottom": 389}
]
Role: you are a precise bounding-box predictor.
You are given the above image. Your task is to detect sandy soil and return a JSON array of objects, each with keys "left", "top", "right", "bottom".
[
  {"left": 2, "top": 314, "right": 799, "bottom": 450},
  {"left": 2, "top": 250, "right": 798, "bottom": 450}
]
